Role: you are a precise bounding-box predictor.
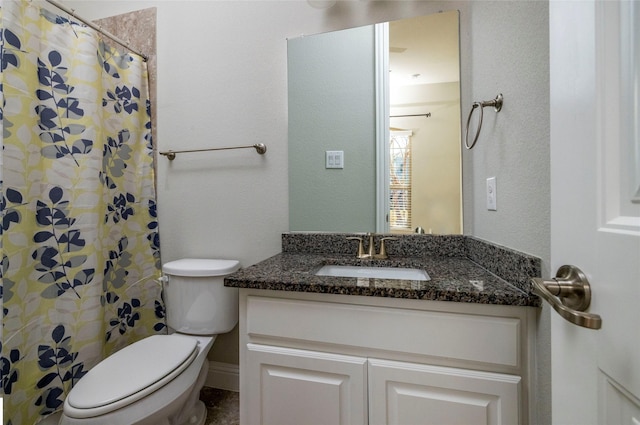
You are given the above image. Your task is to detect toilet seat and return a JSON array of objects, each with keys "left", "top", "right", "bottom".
[{"left": 64, "top": 334, "right": 198, "bottom": 419}]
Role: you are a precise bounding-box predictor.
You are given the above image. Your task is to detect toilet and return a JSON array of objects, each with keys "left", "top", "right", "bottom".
[{"left": 58, "top": 258, "right": 240, "bottom": 425}]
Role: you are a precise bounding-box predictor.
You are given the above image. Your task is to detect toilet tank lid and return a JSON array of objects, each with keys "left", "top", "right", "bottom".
[{"left": 162, "top": 258, "right": 240, "bottom": 277}]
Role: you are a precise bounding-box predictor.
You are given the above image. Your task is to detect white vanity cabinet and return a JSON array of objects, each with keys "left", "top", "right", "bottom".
[{"left": 239, "top": 289, "right": 537, "bottom": 425}]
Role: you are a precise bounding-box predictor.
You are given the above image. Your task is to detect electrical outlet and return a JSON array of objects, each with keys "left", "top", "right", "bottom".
[{"left": 486, "top": 177, "right": 497, "bottom": 210}]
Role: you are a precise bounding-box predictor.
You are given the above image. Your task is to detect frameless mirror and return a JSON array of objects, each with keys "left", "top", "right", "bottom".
[{"left": 288, "top": 11, "right": 462, "bottom": 234}]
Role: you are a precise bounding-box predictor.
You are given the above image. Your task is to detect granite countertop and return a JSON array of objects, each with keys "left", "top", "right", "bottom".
[{"left": 224, "top": 250, "right": 541, "bottom": 307}]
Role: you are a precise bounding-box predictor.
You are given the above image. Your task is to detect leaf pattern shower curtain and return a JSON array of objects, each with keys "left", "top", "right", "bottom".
[{"left": 0, "top": 2, "right": 164, "bottom": 423}]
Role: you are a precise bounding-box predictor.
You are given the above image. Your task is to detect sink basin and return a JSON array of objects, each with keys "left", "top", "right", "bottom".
[{"left": 316, "top": 265, "right": 430, "bottom": 281}]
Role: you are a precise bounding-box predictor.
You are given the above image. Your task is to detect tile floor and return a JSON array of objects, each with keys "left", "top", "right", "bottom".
[{"left": 200, "top": 387, "right": 240, "bottom": 425}]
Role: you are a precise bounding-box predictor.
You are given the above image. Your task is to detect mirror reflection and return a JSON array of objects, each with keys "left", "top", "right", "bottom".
[{"left": 288, "top": 11, "right": 461, "bottom": 234}]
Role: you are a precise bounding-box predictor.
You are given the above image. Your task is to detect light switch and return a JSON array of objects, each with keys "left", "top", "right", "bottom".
[{"left": 326, "top": 151, "right": 344, "bottom": 169}]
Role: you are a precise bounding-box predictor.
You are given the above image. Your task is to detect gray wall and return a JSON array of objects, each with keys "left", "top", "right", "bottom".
[
  {"left": 61, "top": 1, "right": 551, "bottom": 422},
  {"left": 464, "top": 1, "right": 550, "bottom": 264},
  {"left": 288, "top": 25, "right": 376, "bottom": 232},
  {"left": 463, "top": 3, "right": 551, "bottom": 422}
]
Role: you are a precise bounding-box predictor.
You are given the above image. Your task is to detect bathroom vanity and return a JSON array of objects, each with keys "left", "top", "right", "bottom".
[{"left": 225, "top": 233, "right": 541, "bottom": 425}]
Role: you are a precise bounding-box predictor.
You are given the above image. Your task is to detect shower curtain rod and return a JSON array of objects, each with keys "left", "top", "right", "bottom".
[
  {"left": 43, "top": 0, "right": 149, "bottom": 61},
  {"left": 390, "top": 113, "right": 431, "bottom": 118}
]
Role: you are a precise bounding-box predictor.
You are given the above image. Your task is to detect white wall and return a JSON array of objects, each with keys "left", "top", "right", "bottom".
[{"left": 60, "top": 1, "right": 550, "bottom": 422}]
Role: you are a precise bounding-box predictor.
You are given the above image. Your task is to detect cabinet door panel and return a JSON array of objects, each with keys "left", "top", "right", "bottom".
[
  {"left": 246, "top": 343, "right": 368, "bottom": 425},
  {"left": 369, "top": 358, "right": 521, "bottom": 425}
]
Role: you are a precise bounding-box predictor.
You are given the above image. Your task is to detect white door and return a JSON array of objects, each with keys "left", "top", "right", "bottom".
[{"left": 550, "top": 1, "right": 640, "bottom": 424}]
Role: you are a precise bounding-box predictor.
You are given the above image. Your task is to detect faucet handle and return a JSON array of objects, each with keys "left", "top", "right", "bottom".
[
  {"left": 375, "top": 237, "right": 398, "bottom": 259},
  {"left": 346, "top": 236, "right": 366, "bottom": 258}
]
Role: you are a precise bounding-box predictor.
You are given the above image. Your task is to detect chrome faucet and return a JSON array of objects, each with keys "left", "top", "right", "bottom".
[{"left": 347, "top": 233, "right": 397, "bottom": 259}]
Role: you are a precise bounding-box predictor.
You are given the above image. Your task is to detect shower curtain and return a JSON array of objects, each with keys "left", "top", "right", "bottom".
[{"left": 0, "top": 2, "right": 164, "bottom": 424}]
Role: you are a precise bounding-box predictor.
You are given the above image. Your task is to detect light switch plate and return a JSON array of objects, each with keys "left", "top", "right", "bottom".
[
  {"left": 486, "top": 177, "right": 497, "bottom": 210},
  {"left": 326, "top": 151, "right": 344, "bottom": 169}
]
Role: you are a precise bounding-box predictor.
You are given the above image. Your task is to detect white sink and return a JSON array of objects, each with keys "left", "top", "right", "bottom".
[{"left": 316, "top": 265, "right": 430, "bottom": 281}]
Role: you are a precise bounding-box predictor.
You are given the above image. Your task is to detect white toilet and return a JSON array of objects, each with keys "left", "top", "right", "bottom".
[{"left": 58, "top": 258, "right": 240, "bottom": 425}]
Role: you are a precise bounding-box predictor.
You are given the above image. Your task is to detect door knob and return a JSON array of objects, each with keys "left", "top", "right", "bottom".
[{"left": 532, "top": 265, "right": 602, "bottom": 330}]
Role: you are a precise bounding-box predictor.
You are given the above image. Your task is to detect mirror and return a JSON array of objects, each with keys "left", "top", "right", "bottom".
[{"left": 288, "top": 11, "right": 461, "bottom": 234}]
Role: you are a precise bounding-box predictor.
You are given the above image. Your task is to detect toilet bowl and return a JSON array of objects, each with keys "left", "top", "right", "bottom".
[{"left": 59, "top": 259, "right": 240, "bottom": 425}]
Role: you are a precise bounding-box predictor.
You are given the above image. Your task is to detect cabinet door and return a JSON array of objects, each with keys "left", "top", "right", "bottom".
[
  {"left": 246, "top": 343, "right": 368, "bottom": 425},
  {"left": 369, "top": 358, "right": 521, "bottom": 425}
]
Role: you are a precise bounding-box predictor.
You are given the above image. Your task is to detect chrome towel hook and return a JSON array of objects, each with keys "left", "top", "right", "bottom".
[{"left": 465, "top": 93, "right": 503, "bottom": 149}]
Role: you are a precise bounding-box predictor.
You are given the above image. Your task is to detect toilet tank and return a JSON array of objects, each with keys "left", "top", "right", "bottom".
[{"left": 162, "top": 258, "right": 240, "bottom": 335}]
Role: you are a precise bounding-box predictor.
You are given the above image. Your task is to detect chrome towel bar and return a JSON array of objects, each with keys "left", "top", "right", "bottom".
[{"left": 159, "top": 143, "right": 267, "bottom": 160}]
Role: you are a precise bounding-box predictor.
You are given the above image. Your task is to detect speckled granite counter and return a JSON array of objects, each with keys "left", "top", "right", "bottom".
[{"left": 224, "top": 233, "right": 542, "bottom": 307}]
